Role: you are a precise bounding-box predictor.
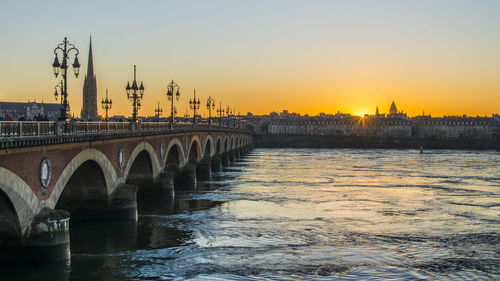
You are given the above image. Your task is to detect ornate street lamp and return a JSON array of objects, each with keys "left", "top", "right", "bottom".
[
  {"left": 52, "top": 37, "right": 80, "bottom": 121},
  {"left": 53, "top": 80, "right": 63, "bottom": 103},
  {"left": 155, "top": 101, "right": 163, "bottom": 120},
  {"left": 189, "top": 89, "right": 201, "bottom": 125},
  {"left": 101, "top": 89, "right": 112, "bottom": 121},
  {"left": 217, "top": 101, "right": 224, "bottom": 127},
  {"left": 206, "top": 96, "right": 215, "bottom": 125},
  {"left": 125, "top": 65, "right": 144, "bottom": 123},
  {"left": 166, "top": 80, "right": 180, "bottom": 129},
  {"left": 226, "top": 106, "right": 232, "bottom": 127}
]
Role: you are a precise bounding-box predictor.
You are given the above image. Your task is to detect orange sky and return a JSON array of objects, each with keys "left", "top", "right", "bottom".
[{"left": 0, "top": 1, "right": 498, "bottom": 118}]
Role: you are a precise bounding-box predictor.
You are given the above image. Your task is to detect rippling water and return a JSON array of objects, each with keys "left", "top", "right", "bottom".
[{"left": 2, "top": 149, "right": 500, "bottom": 280}]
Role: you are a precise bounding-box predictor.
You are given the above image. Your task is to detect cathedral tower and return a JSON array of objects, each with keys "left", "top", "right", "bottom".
[
  {"left": 389, "top": 101, "right": 398, "bottom": 115},
  {"left": 81, "top": 37, "right": 98, "bottom": 120}
]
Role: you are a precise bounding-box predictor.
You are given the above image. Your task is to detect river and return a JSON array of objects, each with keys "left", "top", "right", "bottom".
[{"left": 2, "top": 148, "right": 499, "bottom": 280}]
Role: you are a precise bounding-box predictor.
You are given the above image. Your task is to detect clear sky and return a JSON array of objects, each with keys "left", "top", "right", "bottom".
[{"left": 0, "top": 0, "right": 499, "bottom": 117}]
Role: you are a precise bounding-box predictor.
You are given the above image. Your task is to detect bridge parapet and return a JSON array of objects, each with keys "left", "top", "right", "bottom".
[{"left": 0, "top": 121, "right": 253, "bottom": 149}]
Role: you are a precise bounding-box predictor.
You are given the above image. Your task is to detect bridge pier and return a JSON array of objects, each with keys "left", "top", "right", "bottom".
[
  {"left": 58, "top": 184, "right": 138, "bottom": 222},
  {"left": 196, "top": 159, "right": 212, "bottom": 182},
  {"left": 174, "top": 164, "right": 197, "bottom": 189},
  {"left": 221, "top": 152, "right": 230, "bottom": 167},
  {"left": 23, "top": 209, "right": 71, "bottom": 263},
  {"left": 211, "top": 155, "right": 222, "bottom": 173},
  {"left": 137, "top": 170, "right": 175, "bottom": 208},
  {"left": 108, "top": 184, "right": 138, "bottom": 221},
  {"left": 229, "top": 151, "right": 237, "bottom": 163},
  {"left": 137, "top": 172, "right": 175, "bottom": 212}
]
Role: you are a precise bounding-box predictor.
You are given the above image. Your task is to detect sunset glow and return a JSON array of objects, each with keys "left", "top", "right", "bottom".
[{"left": 0, "top": 0, "right": 499, "bottom": 117}]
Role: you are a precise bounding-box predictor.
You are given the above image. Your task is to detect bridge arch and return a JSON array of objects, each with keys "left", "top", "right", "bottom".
[
  {"left": 49, "top": 148, "right": 118, "bottom": 209},
  {"left": 55, "top": 160, "right": 109, "bottom": 217},
  {"left": 215, "top": 136, "right": 223, "bottom": 154},
  {"left": 203, "top": 135, "right": 214, "bottom": 158},
  {"left": 124, "top": 141, "right": 161, "bottom": 184},
  {"left": 224, "top": 136, "right": 229, "bottom": 152},
  {"left": 0, "top": 189, "right": 21, "bottom": 250},
  {"left": 0, "top": 167, "right": 39, "bottom": 234},
  {"left": 187, "top": 136, "right": 202, "bottom": 164},
  {"left": 230, "top": 136, "right": 235, "bottom": 150},
  {"left": 164, "top": 137, "right": 185, "bottom": 171}
]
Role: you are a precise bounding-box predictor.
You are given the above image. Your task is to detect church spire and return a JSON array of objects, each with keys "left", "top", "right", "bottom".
[
  {"left": 82, "top": 36, "right": 98, "bottom": 120},
  {"left": 86, "top": 36, "right": 94, "bottom": 78},
  {"left": 389, "top": 100, "right": 398, "bottom": 115}
]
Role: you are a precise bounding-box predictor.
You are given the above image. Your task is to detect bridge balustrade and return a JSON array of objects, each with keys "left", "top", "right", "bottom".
[
  {"left": 73, "top": 122, "right": 130, "bottom": 134},
  {"left": 0, "top": 121, "right": 55, "bottom": 137},
  {"left": 0, "top": 121, "right": 251, "bottom": 141}
]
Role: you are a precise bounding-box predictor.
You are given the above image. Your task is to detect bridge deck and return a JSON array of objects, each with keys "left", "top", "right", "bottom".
[{"left": 0, "top": 121, "right": 252, "bottom": 149}]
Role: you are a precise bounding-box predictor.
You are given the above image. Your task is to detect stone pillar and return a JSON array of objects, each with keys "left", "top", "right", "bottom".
[
  {"left": 23, "top": 209, "right": 71, "bottom": 263},
  {"left": 229, "top": 151, "right": 236, "bottom": 163},
  {"left": 137, "top": 172, "right": 175, "bottom": 212},
  {"left": 211, "top": 155, "right": 222, "bottom": 173},
  {"left": 174, "top": 164, "right": 197, "bottom": 189},
  {"left": 221, "top": 153, "right": 230, "bottom": 167},
  {"left": 196, "top": 159, "right": 212, "bottom": 182},
  {"left": 108, "top": 184, "right": 138, "bottom": 221}
]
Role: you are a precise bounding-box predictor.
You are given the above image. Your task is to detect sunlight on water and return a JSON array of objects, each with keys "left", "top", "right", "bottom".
[{"left": 1, "top": 149, "right": 499, "bottom": 280}]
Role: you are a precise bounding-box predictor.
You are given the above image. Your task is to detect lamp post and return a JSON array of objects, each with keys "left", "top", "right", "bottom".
[
  {"left": 101, "top": 89, "right": 112, "bottom": 121},
  {"left": 217, "top": 101, "right": 224, "bottom": 127},
  {"left": 53, "top": 80, "right": 63, "bottom": 107},
  {"left": 226, "top": 106, "right": 232, "bottom": 127},
  {"left": 125, "top": 65, "right": 144, "bottom": 123},
  {"left": 189, "top": 89, "right": 201, "bottom": 125},
  {"left": 52, "top": 37, "right": 81, "bottom": 122},
  {"left": 206, "top": 96, "right": 215, "bottom": 125},
  {"left": 166, "top": 80, "right": 180, "bottom": 129},
  {"left": 155, "top": 101, "right": 163, "bottom": 120}
]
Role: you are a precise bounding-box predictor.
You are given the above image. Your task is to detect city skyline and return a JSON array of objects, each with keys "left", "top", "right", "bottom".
[{"left": 0, "top": 0, "right": 499, "bottom": 118}]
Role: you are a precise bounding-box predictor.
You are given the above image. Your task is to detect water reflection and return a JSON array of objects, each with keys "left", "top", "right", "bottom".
[
  {"left": 70, "top": 221, "right": 137, "bottom": 253},
  {"left": 2, "top": 149, "right": 499, "bottom": 280}
]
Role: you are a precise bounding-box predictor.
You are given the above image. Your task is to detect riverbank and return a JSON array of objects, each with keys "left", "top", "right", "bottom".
[{"left": 255, "top": 134, "right": 500, "bottom": 150}]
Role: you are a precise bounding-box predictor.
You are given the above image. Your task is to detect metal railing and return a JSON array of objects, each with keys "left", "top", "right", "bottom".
[
  {"left": 73, "top": 122, "right": 130, "bottom": 134},
  {"left": 0, "top": 121, "right": 251, "bottom": 138},
  {"left": 0, "top": 121, "right": 55, "bottom": 137}
]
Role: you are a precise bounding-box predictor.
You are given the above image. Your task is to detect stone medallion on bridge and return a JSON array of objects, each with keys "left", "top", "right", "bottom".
[
  {"left": 39, "top": 157, "right": 51, "bottom": 195},
  {"left": 119, "top": 148, "right": 124, "bottom": 172},
  {"left": 160, "top": 143, "right": 165, "bottom": 159}
]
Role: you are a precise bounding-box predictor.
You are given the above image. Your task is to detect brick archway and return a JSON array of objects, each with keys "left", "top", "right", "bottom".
[
  {"left": 203, "top": 135, "right": 214, "bottom": 158},
  {"left": 187, "top": 135, "right": 203, "bottom": 163},
  {"left": 123, "top": 141, "right": 161, "bottom": 183},
  {"left": 0, "top": 167, "right": 39, "bottom": 234},
  {"left": 48, "top": 148, "right": 118, "bottom": 209},
  {"left": 164, "top": 137, "right": 186, "bottom": 169}
]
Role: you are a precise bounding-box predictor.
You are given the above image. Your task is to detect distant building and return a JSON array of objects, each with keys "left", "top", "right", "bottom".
[
  {"left": 412, "top": 116, "right": 493, "bottom": 139},
  {"left": 389, "top": 101, "right": 398, "bottom": 115},
  {"left": 388, "top": 101, "right": 407, "bottom": 118},
  {"left": 81, "top": 37, "right": 98, "bottom": 120},
  {"left": 265, "top": 102, "right": 495, "bottom": 140},
  {"left": 0, "top": 101, "right": 60, "bottom": 121}
]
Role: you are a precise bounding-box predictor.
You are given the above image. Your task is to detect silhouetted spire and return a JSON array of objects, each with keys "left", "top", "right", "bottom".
[
  {"left": 389, "top": 101, "right": 398, "bottom": 115},
  {"left": 82, "top": 36, "right": 98, "bottom": 120},
  {"left": 87, "top": 36, "right": 94, "bottom": 78},
  {"left": 375, "top": 106, "right": 379, "bottom": 116}
]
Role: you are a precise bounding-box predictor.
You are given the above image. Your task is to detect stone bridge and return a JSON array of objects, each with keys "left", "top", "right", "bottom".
[{"left": 0, "top": 121, "right": 254, "bottom": 263}]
